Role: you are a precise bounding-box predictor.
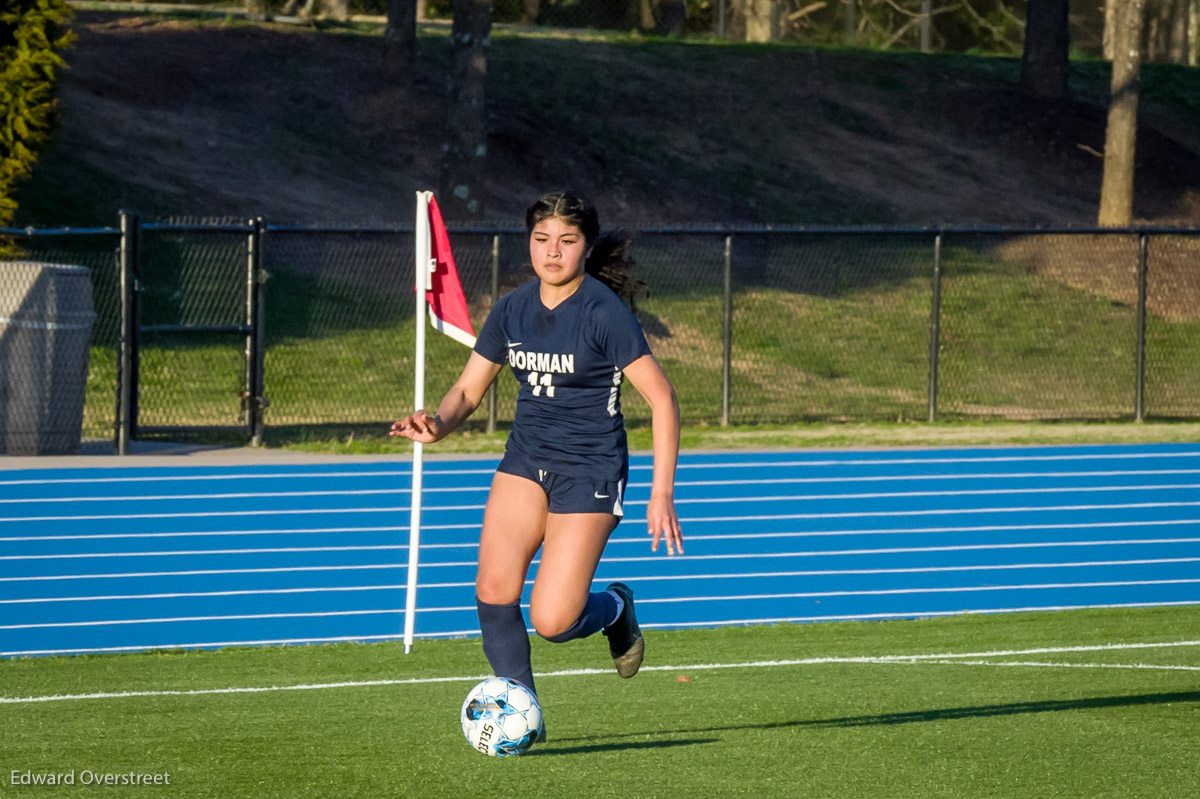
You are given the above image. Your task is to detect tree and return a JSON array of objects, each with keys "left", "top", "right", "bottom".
[
  {"left": 438, "top": 0, "right": 492, "bottom": 220},
  {"left": 640, "top": 0, "right": 687, "bottom": 35},
  {"left": 0, "top": 0, "right": 73, "bottom": 228},
  {"left": 1098, "top": 0, "right": 1146, "bottom": 227},
  {"left": 383, "top": 0, "right": 418, "bottom": 87},
  {"left": 1019, "top": 0, "right": 1069, "bottom": 100},
  {"left": 280, "top": 0, "right": 349, "bottom": 21},
  {"left": 736, "top": 0, "right": 781, "bottom": 41}
]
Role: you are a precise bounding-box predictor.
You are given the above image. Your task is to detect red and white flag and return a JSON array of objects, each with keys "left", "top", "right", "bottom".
[{"left": 423, "top": 196, "right": 476, "bottom": 348}]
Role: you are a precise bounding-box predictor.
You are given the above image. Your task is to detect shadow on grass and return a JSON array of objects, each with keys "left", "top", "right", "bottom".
[
  {"left": 547, "top": 691, "right": 1200, "bottom": 747},
  {"left": 527, "top": 738, "right": 721, "bottom": 756}
]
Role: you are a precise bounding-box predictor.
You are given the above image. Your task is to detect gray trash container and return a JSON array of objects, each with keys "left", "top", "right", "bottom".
[{"left": 0, "top": 262, "right": 96, "bottom": 455}]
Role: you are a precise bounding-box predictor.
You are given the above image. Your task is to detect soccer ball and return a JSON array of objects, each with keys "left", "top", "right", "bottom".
[{"left": 460, "top": 677, "right": 543, "bottom": 757}]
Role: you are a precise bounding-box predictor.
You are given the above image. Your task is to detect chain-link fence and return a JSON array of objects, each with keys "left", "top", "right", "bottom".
[{"left": 2, "top": 220, "right": 1198, "bottom": 450}]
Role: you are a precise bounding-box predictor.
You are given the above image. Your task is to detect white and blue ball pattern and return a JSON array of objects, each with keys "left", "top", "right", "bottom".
[{"left": 461, "top": 677, "right": 543, "bottom": 757}]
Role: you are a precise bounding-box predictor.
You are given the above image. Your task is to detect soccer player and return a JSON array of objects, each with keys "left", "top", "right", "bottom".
[{"left": 390, "top": 190, "right": 683, "bottom": 702}]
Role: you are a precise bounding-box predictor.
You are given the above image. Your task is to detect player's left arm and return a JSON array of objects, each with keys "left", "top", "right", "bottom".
[{"left": 623, "top": 353, "right": 684, "bottom": 556}]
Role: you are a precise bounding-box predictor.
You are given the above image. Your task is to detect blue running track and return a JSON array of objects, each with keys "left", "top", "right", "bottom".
[{"left": 2, "top": 443, "right": 1199, "bottom": 657}]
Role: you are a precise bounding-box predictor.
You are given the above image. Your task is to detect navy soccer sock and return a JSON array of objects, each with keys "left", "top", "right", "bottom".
[
  {"left": 475, "top": 597, "right": 536, "bottom": 696},
  {"left": 540, "top": 590, "right": 619, "bottom": 644}
]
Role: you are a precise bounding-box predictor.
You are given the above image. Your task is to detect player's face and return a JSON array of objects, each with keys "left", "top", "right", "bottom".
[{"left": 529, "top": 217, "right": 591, "bottom": 290}]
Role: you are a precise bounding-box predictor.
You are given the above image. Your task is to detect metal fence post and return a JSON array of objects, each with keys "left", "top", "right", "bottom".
[
  {"left": 721, "top": 234, "right": 733, "bottom": 427},
  {"left": 486, "top": 232, "right": 499, "bottom": 434},
  {"left": 1134, "top": 232, "right": 1148, "bottom": 422},
  {"left": 116, "top": 211, "right": 140, "bottom": 455},
  {"left": 927, "top": 231, "right": 943, "bottom": 423},
  {"left": 245, "top": 218, "right": 267, "bottom": 446}
]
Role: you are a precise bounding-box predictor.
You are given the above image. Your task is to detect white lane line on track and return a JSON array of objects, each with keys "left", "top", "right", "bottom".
[
  {"left": 6, "top": 558, "right": 1199, "bottom": 604},
  {"left": 6, "top": 580, "right": 1198, "bottom": 630},
  {"left": 8, "top": 499, "right": 1200, "bottom": 525},
  {"left": 6, "top": 535, "right": 1200, "bottom": 564},
  {"left": 8, "top": 516, "right": 1200, "bottom": 545},
  {"left": 11, "top": 468, "right": 1200, "bottom": 501},
  {"left": 7, "top": 481, "right": 1200, "bottom": 508},
  {"left": 2, "top": 640, "right": 1196, "bottom": 704},
  {"left": 4, "top": 450, "right": 1198, "bottom": 487},
  {"left": 5, "top": 602, "right": 1199, "bottom": 656}
]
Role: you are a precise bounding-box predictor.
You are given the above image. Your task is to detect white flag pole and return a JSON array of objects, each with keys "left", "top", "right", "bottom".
[{"left": 404, "top": 190, "right": 433, "bottom": 654}]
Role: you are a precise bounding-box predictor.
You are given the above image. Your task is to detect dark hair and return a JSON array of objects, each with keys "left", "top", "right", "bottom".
[{"left": 525, "top": 190, "right": 646, "bottom": 310}]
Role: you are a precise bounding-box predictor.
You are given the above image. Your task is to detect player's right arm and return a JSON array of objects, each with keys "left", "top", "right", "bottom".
[{"left": 390, "top": 352, "right": 503, "bottom": 444}]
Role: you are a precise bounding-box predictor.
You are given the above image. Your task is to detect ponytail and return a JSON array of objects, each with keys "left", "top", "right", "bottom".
[{"left": 585, "top": 229, "right": 646, "bottom": 311}]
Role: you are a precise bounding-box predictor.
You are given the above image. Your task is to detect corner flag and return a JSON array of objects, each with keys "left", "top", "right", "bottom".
[
  {"left": 424, "top": 195, "right": 476, "bottom": 347},
  {"left": 404, "top": 191, "right": 475, "bottom": 654}
]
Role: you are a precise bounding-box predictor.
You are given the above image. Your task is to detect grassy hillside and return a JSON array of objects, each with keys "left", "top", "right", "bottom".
[
  {"left": 13, "top": 10, "right": 1200, "bottom": 229},
  {"left": 12, "top": 11, "right": 1200, "bottom": 449}
]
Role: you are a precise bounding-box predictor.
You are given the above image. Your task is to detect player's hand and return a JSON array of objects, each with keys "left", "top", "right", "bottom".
[
  {"left": 389, "top": 411, "right": 445, "bottom": 444},
  {"left": 647, "top": 493, "right": 683, "bottom": 556}
]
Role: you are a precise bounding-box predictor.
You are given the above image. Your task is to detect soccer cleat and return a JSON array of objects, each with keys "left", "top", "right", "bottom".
[
  {"left": 602, "top": 582, "right": 644, "bottom": 678},
  {"left": 535, "top": 722, "right": 547, "bottom": 744}
]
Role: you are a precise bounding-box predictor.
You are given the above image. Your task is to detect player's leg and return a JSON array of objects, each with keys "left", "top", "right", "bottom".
[
  {"left": 475, "top": 471, "right": 548, "bottom": 696},
  {"left": 529, "top": 512, "right": 645, "bottom": 678},
  {"left": 528, "top": 512, "right": 619, "bottom": 641}
]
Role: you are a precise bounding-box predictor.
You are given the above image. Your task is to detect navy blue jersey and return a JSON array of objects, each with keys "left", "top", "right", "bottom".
[{"left": 474, "top": 274, "right": 651, "bottom": 480}]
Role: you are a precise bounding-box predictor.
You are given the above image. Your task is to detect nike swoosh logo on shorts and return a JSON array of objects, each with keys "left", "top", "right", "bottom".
[{"left": 594, "top": 491, "right": 610, "bottom": 499}]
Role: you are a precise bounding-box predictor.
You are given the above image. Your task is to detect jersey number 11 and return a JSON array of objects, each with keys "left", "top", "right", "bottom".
[{"left": 527, "top": 371, "right": 556, "bottom": 397}]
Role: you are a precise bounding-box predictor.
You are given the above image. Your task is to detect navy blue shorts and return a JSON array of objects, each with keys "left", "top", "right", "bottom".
[{"left": 497, "top": 451, "right": 628, "bottom": 517}]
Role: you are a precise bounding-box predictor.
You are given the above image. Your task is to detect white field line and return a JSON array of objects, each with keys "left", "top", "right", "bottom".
[
  {"left": 2, "top": 640, "right": 1196, "bottom": 705},
  {"left": 6, "top": 482, "right": 1200, "bottom": 511},
  {"left": 6, "top": 557, "right": 1199, "bottom": 605},
  {"left": 9, "top": 469, "right": 1200, "bottom": 502},
  {"left": 3, "top": 449, "right": 1198, "bottom": 488},
  {"left": 897, "top": 659, "right": 1200, "bottom": 672}
]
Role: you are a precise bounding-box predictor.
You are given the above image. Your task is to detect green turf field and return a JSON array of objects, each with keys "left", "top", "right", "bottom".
[{"left": 3, "top": 606, "right": 1197, "bottom": 797}]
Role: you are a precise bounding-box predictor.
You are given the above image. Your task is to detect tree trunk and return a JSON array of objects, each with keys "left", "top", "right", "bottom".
[
  {"left": 739, "top": 0, "right": 779, "bottom": 41},
  {"left": 639, "top": 0, "right": 687, "bottom": 34},
  {"left": 1102, "top": 0, "right": 1118, "bottom": 59},
  {"left": 1098, "top": 0, "right": 1146, "bottom": 227},
  {"left": 1168, "top": 0, "right": 1190, "bottom": 62},
  {"left": 1191, "top": 0, "right": 1199, "bottom": 65},
  {"left": 281, "top": 0, "right": 317, "bottom": 17},
  {"left": 384, "top": 0, "right": 418, "bottom": 86},
  {"left": 1020, "top": 0, "right": 1070, "bottom": 100},
  {"left": 323, "top": 0, "right": 350, "bottom": 20},
  {"left": 439, "top": 0, "right": 492, "bottom": 220},
  {"left": 520, "top": 0, "right": 539, "bottom": 25}
]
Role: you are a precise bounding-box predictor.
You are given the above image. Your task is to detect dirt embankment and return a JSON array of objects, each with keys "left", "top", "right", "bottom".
[{"left": 20, "top": 11, "right": 1200, "bottom": 230}]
